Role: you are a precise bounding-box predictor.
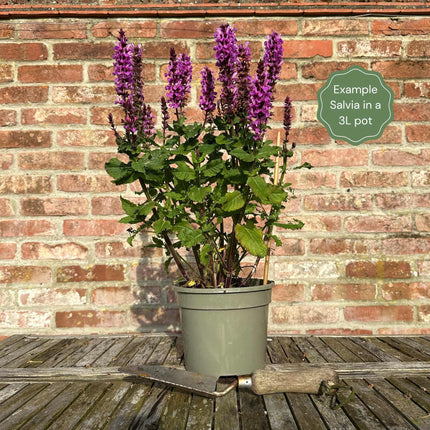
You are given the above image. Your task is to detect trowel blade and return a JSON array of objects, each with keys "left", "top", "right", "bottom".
[{"left": 120, "top": 365, "right": 220, "bottom": 398}]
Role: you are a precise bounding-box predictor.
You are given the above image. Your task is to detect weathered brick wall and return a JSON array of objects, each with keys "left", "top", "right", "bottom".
[{"left": 1, "top": 14, "right": 429, "bottom": 335}]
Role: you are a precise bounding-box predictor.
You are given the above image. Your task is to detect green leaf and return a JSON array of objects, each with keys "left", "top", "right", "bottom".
[
  {"left": 200, "top": 243, "right": 212, "bottom": 265},
  {"left": 274, "top": 219, "right": 304, "bottom": 230},
  {"left": 268, "top": 186, "right": 287, "bottom": 205},
  {"left": 174, "top": 221, "right": 205, "bottom": 248},
  {"left": 257, "top": 143, "right": 280, "bottom": 159},
  {"left": 137, "top": 201, "right": 156, "bottom": 217},
  {"left": 164, "top": 256, "right": 173, "bottom": 274},
  {"left": 173, "top": 161, "right": 196, "bottom": 181},
  {"left": 166, "top": 191, "right": 186, "bottom": 201},
  {"left": 202, "top": 159, "right": 224, "bottom": 177},
  {"left": 153, "top": 219, "right": 172, "bottom": 234},
  {"left": 189, "top": 186, "right": 211, "bottom": 203},
  {"left": 230, "top": 148, "right": 255, "bottom": 162},
  {"left": 235, "top": 222, "right": 267, "bottom": 258},
  {"left": 120, "top": 197, "right": 137, "bottom": 216},
  {"left": 105, "top": 158, "right": 137, "bottom": 185},
  {"left": 222, "top": 191, "right": 245, "bottom": 212},
  {"left": 247, "top": 176, "right": 271, "bottom": 204}
]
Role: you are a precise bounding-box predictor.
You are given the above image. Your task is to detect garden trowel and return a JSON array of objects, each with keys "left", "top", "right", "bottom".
[{"left": 120, "top": 364, "right": 339, "bottom": 398}]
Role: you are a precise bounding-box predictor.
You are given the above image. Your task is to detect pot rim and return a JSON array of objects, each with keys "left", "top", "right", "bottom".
[{"left": 174, "top": 279, "right": 274, "bottom": 295}]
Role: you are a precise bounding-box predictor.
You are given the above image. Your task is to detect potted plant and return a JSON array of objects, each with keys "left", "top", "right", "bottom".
[{"left": 106, "top": 24, "right": 310, "bottom": 377}]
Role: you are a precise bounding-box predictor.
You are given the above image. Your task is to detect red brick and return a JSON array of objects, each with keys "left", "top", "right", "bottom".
[
  {"left": 345, "top": 215, "right": 412, "bottom": 233},
  {"left": 302, "top": 61, "right": 367, "bottom": 80},
  {"left": 52, "top": 86, "right": 115, "bottom": 104},
  {"left": 0, "top": 175, "right": 51, "bottom": 194},
  {"left": 378, "top": 327, "right": 430, "bottom": 335},
  {"left": 276, "top": 83, "right": 322, "bottom": 101},
  {"left": 283, "top": 40, "right": 332, "bottom": 58},
  {"left": 161, "top": 20, "right": 223, "bottom": 39},
  {"left": 272, "top": 239, "right": 305, "bottom": 256},
  {"left": 406, "top": 125, "right": 430, "bottom": 143},
  {"left": 272, "top": 284, "right": 305, "bottom": 302},
  {"left": 0, "top": 131, "right": 51, "bottom": 149},
  {"left": 131, "top": 261, "right": 181, "bottom": 282},
  {"left": 417, "top": 214, "right": 430, "bottom": 232},
  {"left": 21, "top": 108, "right": 87, "bottom": 125},
  {"left": 304, "top": 194, "right": 372, "bottom": 211},
  {"left": 0, "top": 199, "right": 14, "bottom": 217},
  {"left": 377, "top": 193, "right": 430, "bottom": 210},
  {"left": 289, "top": 126, "right": 330, "bottom": 145},
  {"left": 310, "top": 238, "right": 379, "bottom": 255},
  {"left": 373, "top": 149, "right": 430, "bottom": 166},
  {"left": 90, "top": 107, "right": 123, "bottom": 125},
  {"left": 407, "top": 41, "right": 430, "bottom": 57},
  {"left": 281, "top": 215, "right": 341, "bottom": 232},
  {"left": 346, "top": 261, "right": 411, "bottom": 279},
  {"left": 419, "top": 261, "right": 430, "bottom": 276},
  {"left": 131, "top": 308, "right": 180, "bottom": 327},
  {"left": 275, "top": 261, "right": 338, "bottom": 280},
  {"left": 18, "top": 152, "right": 84, "bottom": 170},
  {"left": 382, "top": 282, "right": 430, "bottom": 301},
  {"left": 0, "top": 64, "right": 12, "bottom": 82},
  {"left": 345, "top": 306, "right": 413, "bottom": 322},
  {"left": 273, "top": 305, "right": 339, "bottom": 324},
  {"left": 57, "top": 175, "right": 122, "bottom": 193},
  {"left": 283, "top": 171, "right": 336, "bottom": 190},
  {"left": 405, "top": 82, "right": 430, "bottom": 98},
  {"left": 364, "top": 125, "right": 402, "bottom": 144},
  {"left": 338, "top": 41, "right": 401, "bottom": 57},
  {"left": 0, "top": 154, "right": 13, "bottom": 171},
  {"left": 0, "top": 243, "right": 16, "bottom": 259},
  {"left": 0, "top": 43, "right": 48, "bottom": 61},
  {"left": 91, "top": 196, "right": 123, "bottom": 215},
  {"left": 18, "top": 65, "right": 83, "bottom": 83},
  {"left": 0, "top": 220, "right": 55, "bottom": 237},
  {"left": 95, "top": 241, "right": 162, "bottom": 258},
  {"left": 0, "top": 24, "right": 14, "bottom": 39},
  {"left": 18, "top": 22, "right": 87, "bottom": 39},
  {"left": 22, "top": 242, "right": 88, "bottom": 260},
  {"left": 0, "top": 266, "right": 51, "bottom": 284},
  {"left": 372, "top": 61, "right": 430, "bottom": 79},
  {"left": 63, "top": 219, "right": 128, "bottom": 237},
  {"left": 303, "top": 19, "right": 368, "bottom": 36},
  {"left": 141, "top": 41, "right": 188, "bottom": 59},
  {"left": 135, "top": 286, "right": 162, "bottom": 305},
  {"left": 302, "top": 149, "right": 368, "bottom": 167},
  {"left": 57, "top": 264, "right": 124, "bottom": 283},
  {"left": 412, "top": 171, "right": 430, "bottom": 187},
  {"left": 20, "top": 198, "right": 88, "bottom": 216},
  {"left": 53, "top": 42, "right": 113, "bottom": 60},
  {"left": 0, "top": 311, "right": 50, "bottom": 329},
  {"left": 0, "top": 86, "right": 48, "bottom": 103},
  {"left": 383, "top": 237, "right": 430, "bottom": 255},
  {"left": 0, "top": 110, "right": 16, "bottom": 127},
  {"left": 56, "top": 310, "right": 126, "bottom": 328},
  {"left": 19, "top": 288, "right": 86, "bottom": 306},
  {"left": 306, "top": 328, "right": 373, "bottom": 335},
  {"left": 372, "top": 18, "right": 430, "bottom": 36},
  {"left": 92, "top": 287, "right": 134, "bottom": 306},
  {"left": 418, "top": 306, "right": 430, "bottom": 322},
  {"left": 57, "top": 130, "right": 115, "bottom": 147},
  {"left": 91, "top": 21, "right": 157, "bottom": 38},
  {"left": 394, "top": 103, "right": 430, "bottom": 121},
  {"left": 340, "top": 171, "right": 408, "bottom": 188},
  {"left": 233, "top": 20, "right": 298, "bottom": 36},
  {"left": 312, "top": 283, "right": 376, "bottom": 301}
]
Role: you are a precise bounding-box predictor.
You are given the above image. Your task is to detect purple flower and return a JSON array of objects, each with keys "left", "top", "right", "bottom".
[
  {"left": 165, "top": 48, "right": 193, "bottom": 111},
  {"left": 140, "top": 104, "right": 155, "bottom": 137},
  {"left": 236, "top": 42, "right": 252, "bottom": 115},
  {"left": 199, "top": 66, "right": 217, "bottom": 116},
  {"left": 113, "top": 29, "right": 134, "bottom": 106},
  {"left": 263, "top": 31, "right": 284, "bottom": 92},
  {"left": 248, "top": 60, "right": 272, "bottom": 141},
  {"left": 161, "top": 96, "right": 170, "bottom": 136},
  {"left": 214, "top": 24, "right": 239, "bottom": 114},
  {"left": 283, "top": 96, "right": 293, "bottom": 143}
]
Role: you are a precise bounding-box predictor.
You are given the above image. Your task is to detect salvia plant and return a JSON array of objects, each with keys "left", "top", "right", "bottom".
[{"left": 106, "top": 24, "right": 310, "bottom": 288}]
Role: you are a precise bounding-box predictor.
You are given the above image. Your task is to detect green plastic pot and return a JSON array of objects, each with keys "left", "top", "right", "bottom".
[{"left": 174, "top": 280, "right": 274, "bottom": 377}]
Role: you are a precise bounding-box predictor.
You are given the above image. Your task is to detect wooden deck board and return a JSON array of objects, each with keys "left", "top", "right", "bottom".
[{"left": 1, "top": 335, "right": 430, "bottom": 429}]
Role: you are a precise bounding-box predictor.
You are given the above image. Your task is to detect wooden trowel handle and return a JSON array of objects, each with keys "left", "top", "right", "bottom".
[{"left": 250, "top": 365, "right": 339, "bottom": 395}]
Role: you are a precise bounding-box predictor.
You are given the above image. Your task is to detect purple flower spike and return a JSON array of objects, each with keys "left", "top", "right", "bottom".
[
  {"left": 165, "top": 48, "right": 193, "bottom": 111},
  {"left": 199, "top": 66, "right": 217, "bottom": 116},
  {"left": 283, "top": 96, "right": 293, "bottom": 143},
  {"left": 236, "top": 42, "right": 252, "bottom": 114},
  {"left": 141, "top": 104, "right": 155, "bottom": 137},
  {"left": 214, "top": 24, "right": 239, "bottom": 113},
  {"left": 113, "top": 29, "right": 134, "bottom": 106},
  {"left": 248, "top": 60, "right": 272, "bottom": 141},
  {"left": 263, "top": 31, "right": 284, "bottom": 91},
  {"left": 161, "top": 96, "right": 170, "bottom": 136}
]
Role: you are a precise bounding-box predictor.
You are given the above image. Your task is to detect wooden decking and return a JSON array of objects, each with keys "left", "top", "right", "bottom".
[{"left": 1, "top": 335, "right": 430, "bottom": 429}]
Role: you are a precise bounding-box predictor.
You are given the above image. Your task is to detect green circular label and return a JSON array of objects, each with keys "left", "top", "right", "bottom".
[{"left": 317, "top": 65, "right": 394, "bottom": 146}]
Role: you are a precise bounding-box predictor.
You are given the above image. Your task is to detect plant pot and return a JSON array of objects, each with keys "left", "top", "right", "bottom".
[{"left": 174, "top": 280, "right": 274, "bottom": 377}]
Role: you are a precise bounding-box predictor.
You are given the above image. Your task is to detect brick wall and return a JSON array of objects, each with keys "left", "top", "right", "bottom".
[{"left": 1, "top": 13, "right": 430, "bottom": 335}]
